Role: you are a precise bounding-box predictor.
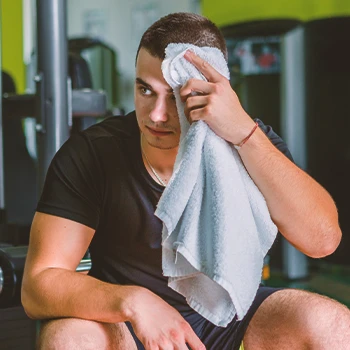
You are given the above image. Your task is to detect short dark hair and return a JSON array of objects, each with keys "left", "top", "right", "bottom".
[{"left": 136, "top": 12, "right": 228, "bottom": 63}]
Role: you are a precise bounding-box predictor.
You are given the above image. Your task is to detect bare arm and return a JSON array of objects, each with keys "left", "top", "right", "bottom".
[
  {"left": 181, "top": 50, "right": 341, "bottom": 258},
  {"left": 21, "top": 212, "right": 135, "bottom": 322},
  {"left": 237, "top": 127, "right": 341, "bottom": 258},
  {"left": 22, "top": 212, "right": 205, "bottom": 349}
]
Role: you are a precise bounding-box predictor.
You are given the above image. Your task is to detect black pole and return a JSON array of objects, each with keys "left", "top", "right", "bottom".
[{"left": 36, "top": 0, "right": 70, "bottom": 193}]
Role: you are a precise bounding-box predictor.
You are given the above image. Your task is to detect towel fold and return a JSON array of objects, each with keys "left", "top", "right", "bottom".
[{"left": 155, "top": 43, "right": 278, "bottom": 327}]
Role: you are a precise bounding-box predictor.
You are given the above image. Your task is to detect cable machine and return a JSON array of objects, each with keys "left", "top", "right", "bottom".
[{"left": 0, "top": 1, "right": 95, "bottom": 347}]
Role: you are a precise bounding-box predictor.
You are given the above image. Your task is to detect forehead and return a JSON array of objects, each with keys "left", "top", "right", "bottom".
[
  {"left": 136, "top": 48, "right": 170, "bottom": 89},
  {"left": 136, "top": 48, "right": 161, "bottom": 69}
]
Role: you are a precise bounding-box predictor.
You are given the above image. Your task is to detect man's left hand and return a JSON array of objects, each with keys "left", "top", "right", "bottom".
[{"left": 180, "top": 50, "right": 255, "bottom": 145}]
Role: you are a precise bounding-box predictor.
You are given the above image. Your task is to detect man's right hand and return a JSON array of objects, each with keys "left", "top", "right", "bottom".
[{"left": 125, "top": 287, "right": 206, "bottom": 350}]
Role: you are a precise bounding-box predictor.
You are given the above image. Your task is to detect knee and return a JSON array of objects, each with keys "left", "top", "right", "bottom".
[
  {"left": 302, "top": 293, "right": 350, "bottom": 345},
  {"left": 37, "top": 318, "right": 136, "bottom": 350},
  {"left": 244, "top": 289, "right": 350, "bottom": 349}
]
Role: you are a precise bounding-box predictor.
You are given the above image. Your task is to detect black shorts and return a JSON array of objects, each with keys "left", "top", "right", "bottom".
[{"left": 125, "top": 285, "right": 281, "bottom": 350}]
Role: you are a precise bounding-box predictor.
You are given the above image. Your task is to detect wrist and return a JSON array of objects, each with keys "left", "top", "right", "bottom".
[
  {"left": 233, "top": 121, "right": 259, "bottom": 150},
  {"left": 236, "top": 125, "right": 274, "bottom": 155},
  {"left": 226, "top": 112, "right": 256, "bottom": 145},
  {"left": 119, "top": 285, "right": 147, "bottom": 322}
]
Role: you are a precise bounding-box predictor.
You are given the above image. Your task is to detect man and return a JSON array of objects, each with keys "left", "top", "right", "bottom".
[{"left": 22, "top": 12, "right": 350, "bottom": 350}]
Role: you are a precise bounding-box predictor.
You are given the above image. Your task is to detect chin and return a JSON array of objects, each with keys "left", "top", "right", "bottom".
[{"left": 147, "top": 138, "right": 179, "bottom": 150}]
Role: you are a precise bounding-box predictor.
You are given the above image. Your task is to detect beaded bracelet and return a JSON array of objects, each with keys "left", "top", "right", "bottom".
[{"left": 233, "top": 122, "right": 259, "bottom": 150}]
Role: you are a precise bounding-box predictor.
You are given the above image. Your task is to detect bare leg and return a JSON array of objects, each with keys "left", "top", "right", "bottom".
[
  {"left": 37, "top": 318, "right": 137, "bottom": 350},
  {"left": 243, "top": 289, "right": 350, "bottom": 350}
]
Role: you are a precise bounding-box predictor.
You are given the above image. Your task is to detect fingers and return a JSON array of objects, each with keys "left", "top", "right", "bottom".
[
  {"left": 187, "top": 106, "right": 211, "bottom": 124},
  {"left": 172, "top": 341, "right": 192, "bottom": 350},
  {"left": 180, "top": 79, "right": 214, "bottom": 102},
  {"left": 185, "top": 329, "right": 206, "bottom": 350},
  {"left": 184, "top": 95, "right": 208, "bottom": 122},
  {"left": 143, "top": 337, "right": 189, "bottom": 350},
  {"left": 184, "top": 50, "right": 223, "bottom": 83}
]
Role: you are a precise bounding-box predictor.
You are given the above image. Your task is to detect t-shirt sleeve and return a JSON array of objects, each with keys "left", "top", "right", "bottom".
[
  {"left": 254, "top": 118, "right": 294, "bottom": 162},
  {"left": 36, "top": 133, "right": 103, "bottom": 230}
]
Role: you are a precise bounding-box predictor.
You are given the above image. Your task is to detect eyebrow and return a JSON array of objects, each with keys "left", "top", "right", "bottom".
[{"left": 135, "top": 77, "right": 173, "bottom": 93}]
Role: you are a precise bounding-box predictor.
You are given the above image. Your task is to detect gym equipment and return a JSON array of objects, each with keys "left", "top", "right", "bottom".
[
  {"left": 222, "top": 19, "right": 301, "bottom": 136},
  {"left": 275, "top": 17, "right": 350, "bottom": 268},
  {"left": 0, "top": 1, "right": 109, "bottom": 328},
  {"left": 280, "top": 26, "right": 308, "bottom": 279},
  {"left": 0, "top": 246, "right": 27, "bottom": 308},
  {"left": 222, "top": 15, "right": 350, "bottom": 272},
  {"left": 0, "top": 305, "right": 36, "bottom": 350},
  {"left": 2, "top": 72, "right": 37, "bottom": 245},
  {"left": 69, "top": 37, "right": 120, "bottom": 111},
  {"left": 222, "top": 19, "right": 308, "bottom": 279},
  {"left": 304, "top": 17, "right": 350, "bottom": 266},
  {"left": 1, "top": 0, "right": 109, "bottom": 247},
  {"left": 1, "top": 0, "right": 108, "bottom": 198},
  {"left": 0, "top": 246, "right": 91, "bottom": 349},
  {"left": 0, "top": 246, "right": 91, "bottom": 308}
]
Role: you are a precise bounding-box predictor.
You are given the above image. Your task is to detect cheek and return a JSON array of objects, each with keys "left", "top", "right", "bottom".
[
  {"left": 135, "top": 96, "right": 151, "bottom": 116},
  {"left": 169, "top": 102, "right": 180, "bottom": 123},
  {"left": 135, "top": 100, "right": 146, "bottom": 128}
]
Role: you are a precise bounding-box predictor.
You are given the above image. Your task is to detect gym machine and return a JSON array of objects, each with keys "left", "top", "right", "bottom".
[
  {"left": 222, "top": 15, "right": 350, "bottom": 276},
  {"left": 0, "top": 245, "right": 91, "bottom": 348},
  {"left": 0, "top": 1, "right": 103, "bottom": 347},
  {"left": 222, "top": 19, "right": 308, "bottom": 280},
  {"left": 2, "top": 0, "right": 107, "bottom": 193}
]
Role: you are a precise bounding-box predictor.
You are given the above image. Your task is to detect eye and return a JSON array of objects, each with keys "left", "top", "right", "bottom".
[{"left": 139, "top": 86, "right": 152, "bottom": 96}]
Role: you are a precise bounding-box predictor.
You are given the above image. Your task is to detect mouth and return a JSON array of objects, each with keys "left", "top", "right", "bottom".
[{"left": 146, "top": 126, "right": 173, "bottom": 137}]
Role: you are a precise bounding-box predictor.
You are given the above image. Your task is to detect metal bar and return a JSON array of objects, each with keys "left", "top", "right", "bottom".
[
  {"left": 2, "top": 94, "right": 36, "bottom": 118},
  {"left": 280, "top": 26, "right": 308, "bottom": 280},
  {"left": 75, "top": 259, "right": 92, "bottom": 273},
  {"left": 2, "top": 89, "right": 107, "bottom": 119},
  {"left": 0, "top": 246, "right": 91, "bottom": 302},
  {"left": 0, "top": 5, "right": 6, "bottom": 213},
  {"left": 36, "top": 0, "right": 70, "bottom": 193},
  {"left": 71, "top": 89, "right": 107, "bottom": 116}
]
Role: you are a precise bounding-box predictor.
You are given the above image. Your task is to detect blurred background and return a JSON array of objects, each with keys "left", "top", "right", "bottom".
[{"left": 1, "top": 0, "right": 350, "bottom": 348}]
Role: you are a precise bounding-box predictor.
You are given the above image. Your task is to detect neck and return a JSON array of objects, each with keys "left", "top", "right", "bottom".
[{"left": 140, "top": 134, "right": 178, "bottom": 179}]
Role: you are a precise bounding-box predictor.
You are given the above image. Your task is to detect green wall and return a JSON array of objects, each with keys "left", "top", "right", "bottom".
[
  {"left": 1, "top": 0, "right": 25, "bottom": 93},
  {"left": 202, "top": 0, "right": 350, "bottom": 27}
]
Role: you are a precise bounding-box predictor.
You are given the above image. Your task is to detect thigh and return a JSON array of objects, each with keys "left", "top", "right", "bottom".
[
  {"left": 37, "top": 318, "right": 137, "bottom": 350},
  {"left": 243, "top": 288, "right": 350, "bottom": 350}
]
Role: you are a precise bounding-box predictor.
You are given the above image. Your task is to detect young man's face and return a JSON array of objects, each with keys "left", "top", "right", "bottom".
[{"left": 134, "top": 48, "right": 180, "bottom": 150}]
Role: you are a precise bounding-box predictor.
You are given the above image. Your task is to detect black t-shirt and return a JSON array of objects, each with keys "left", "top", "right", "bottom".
[{"left": 37, "top": 111, "right": 292, "bottom": 312}]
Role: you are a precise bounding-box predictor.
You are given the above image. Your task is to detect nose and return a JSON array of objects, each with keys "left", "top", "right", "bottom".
[{"left": 149, "top": 96, "right": 169, "bottom": 123}]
